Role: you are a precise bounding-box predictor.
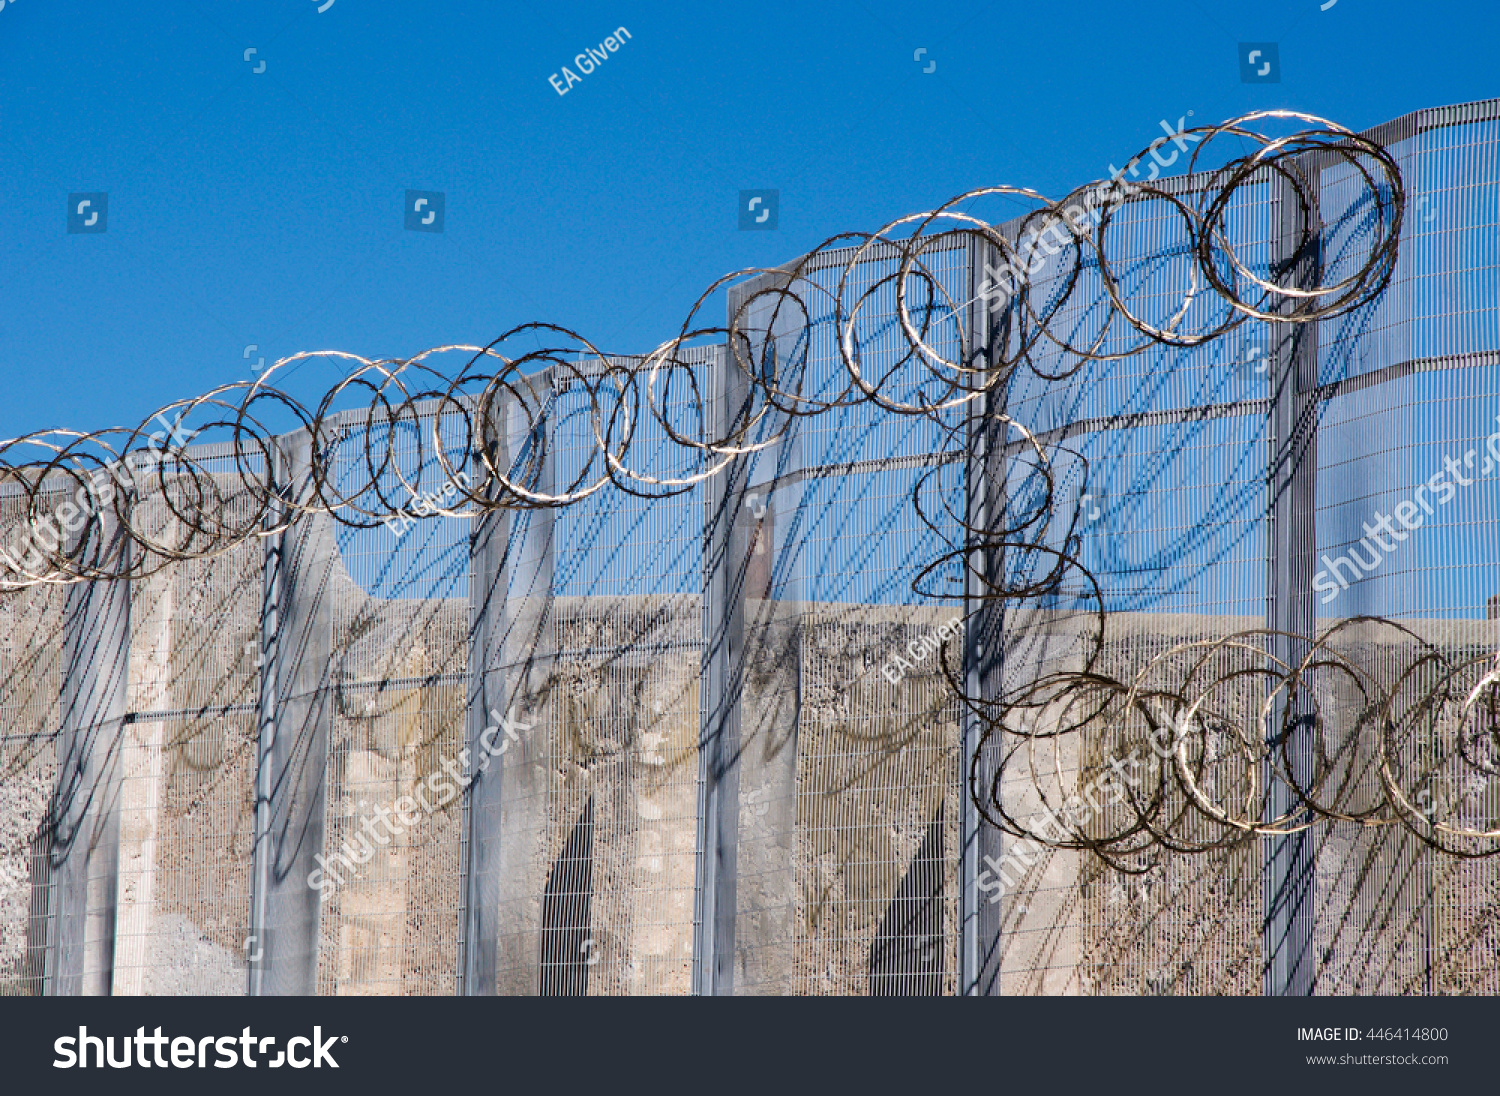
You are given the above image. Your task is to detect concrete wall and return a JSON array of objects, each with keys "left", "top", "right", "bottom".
[{"left": 6, "top": 510, "right": 1500, "bottom": 995}]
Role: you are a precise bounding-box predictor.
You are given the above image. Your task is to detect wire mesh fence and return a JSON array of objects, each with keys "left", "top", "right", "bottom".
[{"left": 2, "top": 100, "right": 1499, "bottom": 995}]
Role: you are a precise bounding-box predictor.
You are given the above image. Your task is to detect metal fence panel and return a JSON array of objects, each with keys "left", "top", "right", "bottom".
[{"left": 4, "top": 99, "right": 1500, "bottom": 996}]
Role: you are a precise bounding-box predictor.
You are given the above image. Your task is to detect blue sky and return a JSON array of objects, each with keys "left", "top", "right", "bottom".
[{"left": 1, "top": 0, "right": 1496, "bottom": 441}]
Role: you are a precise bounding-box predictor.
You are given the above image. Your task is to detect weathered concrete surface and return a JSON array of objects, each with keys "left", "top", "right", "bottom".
[
  {"left": 791, "top": 603, "right": 963, "bottom": 996},
  {"left": 0, "top": 565, "right": 67, "bottom": 994},
  {"left": 113, "top": 564, "right": 174, "bottom": 996},
  {"left": 0, "top": 763, "right": 52, "bottom": 995},
  {"left": 8, "top": 482, "right": 1500, "bottom": 996},
  {"left": 136, "top": 913, "right": 242, "bottom": 995}
]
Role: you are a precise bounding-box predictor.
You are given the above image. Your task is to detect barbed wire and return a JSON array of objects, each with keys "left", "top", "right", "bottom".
[{"left": 8, "top": 110, "right": 1480, "bottom": 859}]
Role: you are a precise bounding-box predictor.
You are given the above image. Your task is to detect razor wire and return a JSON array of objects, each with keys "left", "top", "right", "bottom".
[{"left": 7, "top": 109, "right": 1491, "bottom": 864}]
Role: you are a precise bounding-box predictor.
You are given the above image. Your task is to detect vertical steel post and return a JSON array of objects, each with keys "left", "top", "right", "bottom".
[
  {"left": 460, "top": 412, "right": 508, "bottom": 995},
  {"left": 959, "top": 237, "right": 1007, "bottom": 996},
  {"left": 460, "top": 378, "right": 557, "bottom": 995},
  {"left": 248, "top": 444, "right": 279, "bottom": 997},
  {"left": 694, "top": 342, "right": 747, "bottom": 996},
  {"left": 249, "top": 431, "right": 336, "bottom": 995},
  {"left": 1263, "top": 167, "right": 1322, "bottom": 997},
  {"left": 460, "top": 377, "right": 556, "bottom": 995},
  {"left": 49, "top": 499, "right": 131, "bottom": 996}
]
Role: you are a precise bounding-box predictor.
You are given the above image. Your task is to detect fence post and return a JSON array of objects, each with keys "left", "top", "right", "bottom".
[
  {"left": 248, "top": 431, "right": 336, "bottom": 995},
  {"left": 959, "top": 237, "right": 1008, "bottom": 996},
  {"left": 694, "top": 342, "right": 748, "bottom": 996},
  {"left": 49, "top": 497, "right": 131, "bottom": 995},
  {"left": 1262, "top": 167, "right": 1322, "bottom": 997},
  {"left": 248, "top": 444, "right": 279, "bottom": 997},
  {"left": 460, "top": 411, "right": 507, "bottom": 996},
  {"left": 461, "top": 377, "right": 556, "bottom": 994}
]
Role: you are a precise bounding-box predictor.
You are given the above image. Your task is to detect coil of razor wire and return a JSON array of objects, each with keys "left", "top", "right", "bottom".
[{"left": 7, "top": 111, "right": 1477, "bottom": 858}]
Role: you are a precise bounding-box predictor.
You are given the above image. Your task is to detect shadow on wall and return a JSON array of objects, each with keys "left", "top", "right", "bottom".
[
  {"left": 540, "top": 796, "right": 596, "bottom": 996},
  {"left": 868, "top": 804, "right": 945, "bottom": 996}
]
